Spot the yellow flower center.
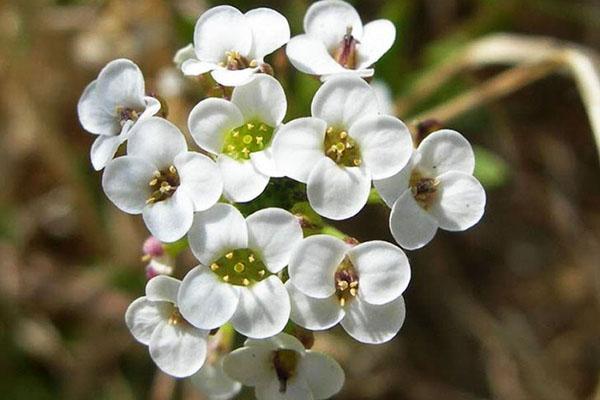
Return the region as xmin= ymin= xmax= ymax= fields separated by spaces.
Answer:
xmin=324 ymin=126 xmax=361 ymax=167
xmin=147 ymin=165 xmax=180 ymax=204
xmin=334 ymin=256 xmax=359 ymax=307
xmin=410 ymin=170 xmax=439 ymax=209
xmin=222 ymin=121 xmax=274 ymax=161
xmin=210 ymin=248 xmax=269 ymax=286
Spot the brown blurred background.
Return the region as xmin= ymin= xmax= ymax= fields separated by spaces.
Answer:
xmin=0 ymin=0 xmax=599 ymax=399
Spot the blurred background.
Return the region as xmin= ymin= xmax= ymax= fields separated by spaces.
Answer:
xmin=1 ymin=0 xmax=599 ymax=399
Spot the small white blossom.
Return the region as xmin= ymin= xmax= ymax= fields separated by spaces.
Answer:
xmin=374 ymin=129 xmax=486 ymax=250
xmin=78 ymin=59 xmax=161 ymax=170
xmin=178 ymin=204 xmax=302 ymax=338
xmin=286 ymin=0 xmax=396 ymax=79
xmin=273 ymin=75 xmax=412 ymax=220
xmin=181 ymin=5 xmax=290 ymax=86
xmin=125 ymin=276 xmax=209 ymax=378
xmin=223 ymin=333 xmax=344 ymax=400
xmin=102 ymin=117 xmax=223 ymax=242
xmin=188 ymin=74 xmax=287 ymax=202
xmin=287 ymin=235 xmax=410 ymax=344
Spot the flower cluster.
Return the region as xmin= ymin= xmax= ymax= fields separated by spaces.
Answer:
xmin=78 ymin=1 xmax=486 ymax=399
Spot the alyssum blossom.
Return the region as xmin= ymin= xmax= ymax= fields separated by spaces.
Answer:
xmin=178 ymin=204 xmax=303 ymax=338
xmin=125 ymin=275 xmax=209 ymax=378
xmin=78 ymin=59 xmax=161 ymax=170
xmin=180 ymin=5 xmax=290 ymax=86
xmin=374 ymin=129 xmax=486 ymax=250
xmin=286 ymin=0 xmax=396 ymax=79
xmin=273 ymin=75 xmax=413 ymax=220
xmin=287 ymin=235 xmax=410 ymax=344
xmin=188 ymin=74 xmax=287 ymax=202
xmin=223 ymin=333 xmax=344 ymax=400
xmin=102 ymin=117 xmax=223 ymax=242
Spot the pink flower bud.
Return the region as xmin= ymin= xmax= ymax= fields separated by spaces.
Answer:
xmin=142 ymin=236 xmax=164 ymax=257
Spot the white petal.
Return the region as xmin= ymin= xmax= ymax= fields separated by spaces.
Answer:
xmin=173 ymin=43 xmax=196 ymax=67
xmin=256 ymin=377 xmax=312 ymax=400
xmin=145 ymin=275 xmax=181 ymax=303
xmin=127 ymin=117 xmax=187 ymax=170
xmin=272 ymin=117 xmax=327 ymax=183
xmin=96 ymin=58 xmax=145 ymax=112
xmin=301 ymin=352 xmax=345 ymax=399
xmin=211 ymin=67 xmax=259 ymax=87
xmin=222 ymin=345 xmax=273 ymax=386
xmin=250 ymin=147 xmax=284 ymax=178
xmin=288 ymin=234 xmax=348 ymax=299
xmin=417 ymin=129 xmax=475 ymax=176
xmin=141 ymin=96 xmax=162 ymax=119
xmin=125 ymin=297 xmax=170 ymax=345
xmin=188 ymin=98 xmax=243 ymax=154
xmin=356 ymin=20 xmax=396 ymax=69
xmin=191 ymin=359 xmax=242 ymax=400
xmin=389 ymin=189 xmax=439 ymax=250
xmin=340 ymin=295 xmax=406 ymax=344
xmin=320 ymin=68 xmax=374 ymax=80
xmin=178 ymin=266 xmax=240 ymax=330
xmin=244 ymin=332 xmax=305 ymax=353
xmin=102 ymin=156 xmax=155 ymax=214
xmin=286 ymin=281 xmax=344 ymax=331
xmin=149 ymin=322 xmax=208 ymax=378
xmin=348 ymin=241 xmax=410 ymax=305
xmin=231 ymin=74 xmax=287 ymax=126
xmin=142 ymin=191 xmax=194 ymax=243
xmin=217 ymin=155 xmax=269 ymax=203
xmin=371 ymin=80 xmax=395 ymax=115
xmin=429 ymin=171 xmax=486 ymax=231
xmin=90 ymin=134 xmax=122 ymax=171
xmin=188 ymin=203 xmax=248 ymax=266
xmin=307 ymin=157 xmax=371 ymax=220
xmin=286 ymin=34 xmax=346 ymax=76
xmin=174 ymin=152 xmax=223 ymax=212
xmin=246 ymin=208 xmax=303 ymax=273
xmin=230 ymin=276 xmax=290 ymax=339
xmin=372 ymin=155 xmax=415 ymax=207
xmin=181 ymin=59 xmax=215 ymax=76
xmin=303 ymin=0 xmax=363 ymax=50
xmin=193 ymin=5 xmax=252 ymax=63
xmin=78 ymin=81 xmax=119 ymax=136
xmin=348 ymin=115 xmax=412 ymax=179
xmin=246 ymin=8 xmax=290 ymax=60
xmin=311 ymin=75 xmax=379 ymax=128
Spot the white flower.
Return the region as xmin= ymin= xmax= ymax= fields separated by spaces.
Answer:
xmin=78 ymin=59 xmax=161 ymax=170
xmin=181 ymin=5 xmax=290 ymax=87
xmin=374 ymin=129 xmax=486 ymax=250
xmin=286 ymin=0 xmax=396 ymax=79
xmin=191 ymin=357 xmax=241 ymax=400
xmin=222 ymin=333 xmax=344 ymax=400
xmin=273 ymin=75 xmax=412 ymax=220
xmin=102 ymin=117 xmax=222 ymax=242
xmin=125 ymin=276 xmax=209 ymax=378
xmin=286 ymin=235 xmax=410 ymax=344
xmin=178 ymin=204 xmax=302 ymax=338
xmin=371 ymin=80 xmax=395 ymax=115
xmin=188 ymin=74 xmax=287 ymax=203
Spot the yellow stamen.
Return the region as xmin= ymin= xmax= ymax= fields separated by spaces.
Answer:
xmin=225 ymin=252 xmax=233 ymax=259
xmin=223 ymin=275 xmax=230 ymax=282
xmin=210 ymin=263 xmax=220 ymax=271
xmin=242 ymin=278 xmax=250 ymax=286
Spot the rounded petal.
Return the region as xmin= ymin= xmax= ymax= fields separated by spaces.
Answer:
xmin=250 ymin=147 xmax=284 ymax=178
xmin=304 ymin=0 xmax=363 ymax=50
xmin=96 ymin=58 xmax=145 ymax=112
xmin=356 ymin=20 xmax=396 ymax=69
xmin=372 ymin=155 xmax=415 ymax=207
xmin=286 ymin=34 xmax=346 ymax=76
xmin=246 ymin=208 xmax=303 ymax=273
xmin=348 ymin=115 xmax=412 ymax=179
xmin=286 ymin=281 xmax=344 ymax=331
xmin=389 ymin=189 xmax=439 ymax=250
xmin=231 ymin=74 xmax=287 ymax=126
xmin=272 ymin=117 xmax=327 ymax=183
xmin=244 ymin=332 xmax=305 ymax=353
xmin=146 ymin=275 xmax=181 ymax=303
xmin=141 ymin=96 xmax=162 ymax=119
xmin=102 ymin=156 xmax=155 ymax=214
xmin=348 ymin=241 xmax=410 ymax=305
xmin=78 ymin=81 xmax=119 ymax=135
xmin=178 ymin=266 xmax=240 ymax=330
xmin=193 ymin=5 xmax=252 ymax=63
xmin=301 ymin=352 xmax=345 ymax=399
xmin=222 ymin=345 xmax=273 ymax=386
xmin=311 ymin=75 xmax=379 ymax=128
xmin=191 ymin=359 xmax=242 ymax=400
xmin=429 ymin=171 xmax=486 ymax=231
xmin=149 ymin=322 xmax=208 ymax=378
xmin=371 ymin=80 xmax=395 ymax=115
xmin=173 ymin=43 xmax=196 ymax=67
xmin=181 ymin=59 xmax=215 ymax=76
xmin=307 ymin=157 xmax=371 ymax=220
xmin=340 ymin=295 xmax=406 ymax=344
xmin=417 ymin=129 xmax=475 ymax=176
xmin=188 ymin=98 xmax=244 ymax=154
xmin=246 ymin=8 xmax=290 ymax=60
xmin=125 ymin=297 xmax=170 ymax=345
xmin=90 ymin=134 xmax=122 ymax=171
xmin=211 ymin=67 xmax=259 ymax=87
xmin=288 ymin=234 xmax=348 ymax=299
xmin=188 ymin=203 xmax=248 ymax=266
xmin=127 ymin=117 xmax=187 ymax=170
xmin=230 ymin=276 xmax=290 ymax=339
xmin=217 ymin=155 xmax=269 ymax=203
xmin=256 ymin=378 xmax=312 ymax=400
xmin=174 ymin=152 xmax=223 ymax=212
xmin=142 ymin=191 xmax=194 ymax=243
